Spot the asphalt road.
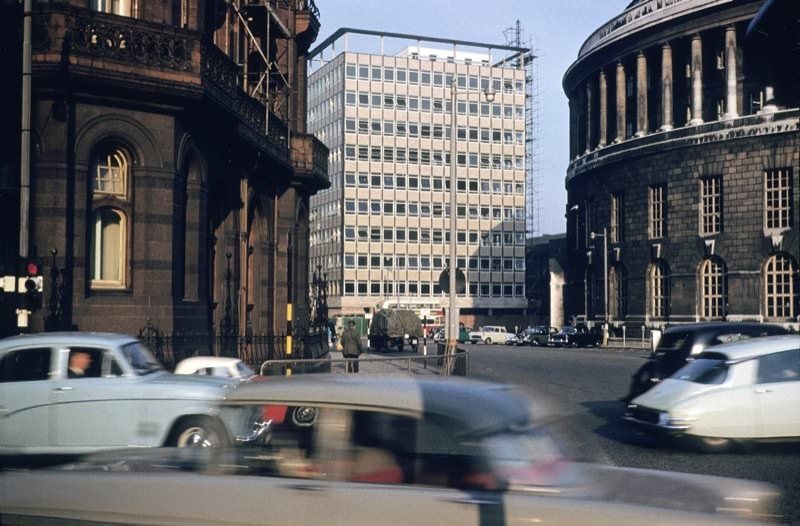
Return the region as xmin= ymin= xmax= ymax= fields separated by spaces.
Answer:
xmin=463 ymin=342 xmax=800 ymax=524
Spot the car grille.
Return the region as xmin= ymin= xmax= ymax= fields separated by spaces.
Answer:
xmin=629 ymin=406 xmax=660 ymax=424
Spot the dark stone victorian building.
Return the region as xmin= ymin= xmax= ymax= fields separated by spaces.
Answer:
xmin=0 ymin=0 xmax=329 ymax=362
xmin=563 ymin=0 xmax=798 ymax=332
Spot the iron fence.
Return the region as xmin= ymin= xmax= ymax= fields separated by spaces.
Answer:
xmin=137 ymin=328 xmax=286 ymax=371
xmin=259 ymin=351 xmax=469 ymax=377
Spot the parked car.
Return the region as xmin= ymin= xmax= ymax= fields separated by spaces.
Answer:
xmin=625 ymin=335 xmax=800 ymax=452
xmin=518 ymin=326 xmax=558 ymax=346
xmin=0 ymin=374 xmax=782 ymax=525
xmin=623 ymin=322 xmax=789 ymax=402
xmin=431 ymin=326 xmax=469 ymax=343
xmin=468 ymin=325 xmax=513 ymax=344
xmin=548 ymin=325 xmax=602 ymax=347
xmin=175 ymin=356 xmax=256 ymax=380
xmin=0 ymin=332 xmax=236 ymax=454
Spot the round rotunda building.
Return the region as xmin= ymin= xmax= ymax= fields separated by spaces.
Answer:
xmin=563 ymin=0 xmax=799 ymax=331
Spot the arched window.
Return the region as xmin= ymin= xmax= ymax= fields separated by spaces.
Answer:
xmin=90 ymin=207 xmax=126 ymax=287
xmin=608 ymin=264 xmax=627 ymax=320
xmin=90 ymin=144 xmax=131 ymax=289
xmin=700 ymin=257 xmax=727 ymax=319
xmin=93 ymin=146 xmax=128 ymax=197
xmin=649 ymin=260 xmax=669 ymax=319
xmin=764 ymin=254 xmax=797 ymax=320
xmin=90 ymin=0 xmax=132 ymax=16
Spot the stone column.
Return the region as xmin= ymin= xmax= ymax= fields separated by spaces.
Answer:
xmin=585 ymin=80 xmax=593 ymax=152
xmin=636 ymin=51 xmax=648 ymax=137
xmin=723 ymin=25 xmax=739 ymax=119
xmin=660 ymin=43 xmax=673 ymax=131
xmin=689 ymin=33 xmax=704 ymax=125
xmin=598 ymin=69 xmax=608 ymax=147
xmin=615 ymin=60 xmax=626 ymax=142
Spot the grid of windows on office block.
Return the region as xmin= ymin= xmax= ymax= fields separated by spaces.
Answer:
xmin=308 ymin=47 xmax=528 ymax=311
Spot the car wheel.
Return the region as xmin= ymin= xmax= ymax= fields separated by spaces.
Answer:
xmin=291 ymin=406 xmax=318 ymax=427
xmin=693 ymin=435 xmax=732 ymax=453
xmin=168 ymin=417 xmax=229 ymax=448
xmin=484 ymin=338 xmax=492 ymax=344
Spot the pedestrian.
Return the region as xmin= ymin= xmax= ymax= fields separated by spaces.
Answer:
xmin=340 ymin=320 xmax=364 ymax=373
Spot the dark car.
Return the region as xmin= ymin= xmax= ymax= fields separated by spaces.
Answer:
xmin=623 ymin=322 xmax=789 ymax=402
xmin=549 ymin=325 xmax=602 ymax=348
xmin=518 ymin=326 xmax=558 ymax=346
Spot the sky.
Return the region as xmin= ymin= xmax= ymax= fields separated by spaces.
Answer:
xmin=311 ymin=0 xmax=632 ymax=236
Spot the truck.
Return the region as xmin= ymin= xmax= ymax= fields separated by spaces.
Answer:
xmin=368 ymin=309 xmax=423 ymax=353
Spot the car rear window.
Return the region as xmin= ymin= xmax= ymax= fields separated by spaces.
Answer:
xmin=656 ymin=332 xmax=691 ymax=353
xmin=673 ymin=354 xmax=728 ymax=384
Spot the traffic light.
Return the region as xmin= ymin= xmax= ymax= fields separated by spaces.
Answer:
xmin=21 ymin=257 xmax=43 ymax=311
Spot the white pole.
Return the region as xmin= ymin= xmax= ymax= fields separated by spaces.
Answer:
xmin=447 ymin=79 xmax=458 ymax=361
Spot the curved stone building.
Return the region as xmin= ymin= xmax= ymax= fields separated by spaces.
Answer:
xmin=563 ymin=0 xmax=799 ymax=331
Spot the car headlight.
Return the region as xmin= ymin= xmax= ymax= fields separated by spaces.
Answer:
xmin=658 ymin=412 xmax=695 ymax=428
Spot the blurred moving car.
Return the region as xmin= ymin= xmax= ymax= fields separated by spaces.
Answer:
xmin=0 ymin=375 xmax=782 ymax=525
xmin=517 ymin=326 xmax=558 ymax=346
xmin=0 ymin=332 xmax=236 ymax=454
xmin=623 ymin=322 xmax=788 ymax=402
xmin=548 ymin=325 xmax=602 ymax=347
xmin=625 ymin=335 xmax=800 ymax=452
xmin=468 ymin=325 xmax=513 ymax=344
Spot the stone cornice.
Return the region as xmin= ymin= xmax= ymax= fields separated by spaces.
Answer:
xmin=567 ymin=110 xmax=799 ymax=182
xmin=577 ymin=0 xmax=729 ymax=60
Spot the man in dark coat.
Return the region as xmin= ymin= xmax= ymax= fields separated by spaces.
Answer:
xmin=340 ymin=320 xmax=364 ymax=373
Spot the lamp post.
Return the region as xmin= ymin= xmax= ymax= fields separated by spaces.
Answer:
xmin=447 ymin=79 xmax=495 ymax=357
xmin=590 ymin=227 xmax=608 ymax=345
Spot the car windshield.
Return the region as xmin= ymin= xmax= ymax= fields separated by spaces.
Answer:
xmin=236 ymin=361 xmax=256 ymax=378
xmin=121 ymin=341 xmax=164 ymax=375
xmin=672 ymin=355 xmax=728 ymax=384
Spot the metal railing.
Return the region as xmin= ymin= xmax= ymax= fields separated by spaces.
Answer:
xmin=259 ymin=351 xmax=469 ymax=377
xmin=137 ymin=329 xmax=286 ymax=370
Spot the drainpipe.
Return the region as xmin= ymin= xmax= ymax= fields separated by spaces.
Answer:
xmin=19 ymin=0 xmax=32 ymax=260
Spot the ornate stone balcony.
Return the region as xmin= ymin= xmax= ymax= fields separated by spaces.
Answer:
xmin=290 ymin=133 xmax=329 ymax=191
xmin=31 ymin=3 xmax=290 ymax=165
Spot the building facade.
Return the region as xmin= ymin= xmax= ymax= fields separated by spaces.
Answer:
xmin=307 ymin=29 xmax=529 ymax=329
xmin=563 ymin=0 xmax=799 ymax=331
xmin=0 ymin=0 xmax=329 ymax=360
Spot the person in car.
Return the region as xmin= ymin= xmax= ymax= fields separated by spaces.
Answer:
xmin=68 ymin=350 xmax=92 ymax=378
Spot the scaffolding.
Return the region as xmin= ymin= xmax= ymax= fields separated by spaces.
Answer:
xmin=504 ymin=20 xmax=540 ymax=239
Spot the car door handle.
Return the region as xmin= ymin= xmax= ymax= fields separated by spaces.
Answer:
xmin=441 ymin=497 xmax=497 ymax=506
xmin=754 ymin=388 xmax=773 ymax=394
xmin=284 ymin=483 xmax=326 ymax=492
xmin=53 ymin=386 xmax=74 ymax=392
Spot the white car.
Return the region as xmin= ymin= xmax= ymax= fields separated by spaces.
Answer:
xmin=625 ymin=334 xmax=800 ymax=452
xmin=0 ymin=332 xmax=236 ymax=454
xmin=175 ymin=356 xmax=256 ymax=380
xmin=468 ymin=326 xmax=513 ymax=344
